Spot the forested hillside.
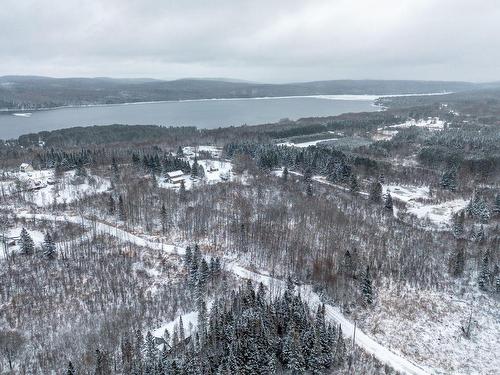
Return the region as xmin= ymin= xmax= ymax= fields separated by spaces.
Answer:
xmin=0 ymin=76 xmax=481 ymax=110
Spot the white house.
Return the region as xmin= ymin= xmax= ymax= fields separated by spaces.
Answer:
xmin=19 ymin=163 xmax=34 ymax=173
xmin=165 ymin=170 xmax=186 ymax=184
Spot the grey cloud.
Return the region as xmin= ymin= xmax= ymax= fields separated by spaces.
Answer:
xmin=1 ymin=0 xmax=499 ymax=82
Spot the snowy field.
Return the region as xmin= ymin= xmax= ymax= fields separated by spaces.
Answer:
xmin=354 ymin=282 xmax=500 ymax=375
xmin=183 ymin=145 xmax=222 ymax=158
xmin=406 ymin=199 xmax=468 ymax=229
xmin=389 ymin=117 xmax=446 ymax=130
xmin=278 ymin=137 xmax=339 ymax=148
xmin=374 ymin=117 xmax=446 ymax=141
xmin=0 ymin=227 xmax=45 ymax=258
xmin=383 ymin=184 xmax=430 ymax=203
xmin=1 ymin=169 xmax=111 ymax=207
xmin=384 ymin=184 xmax=467 ymax=229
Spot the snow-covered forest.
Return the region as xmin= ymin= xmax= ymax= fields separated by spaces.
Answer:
xmin=0 ymin=89 xmax=499 ymax=375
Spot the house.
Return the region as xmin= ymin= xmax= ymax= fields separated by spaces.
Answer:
xmin=165 ymin=170 xmax=187 ymax=184
xmin=19 ymin=163 xmax=34 ymax=173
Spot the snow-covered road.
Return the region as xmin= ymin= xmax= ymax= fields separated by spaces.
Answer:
xmin=229 ymin=263 xmax=430 ymax=375
xmin=17 ymin=210 xmax=430 ymax=375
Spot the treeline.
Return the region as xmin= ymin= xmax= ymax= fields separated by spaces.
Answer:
xmin=72 ymin=280 xmax=390 ymax=375
xmin=0 ymin=76 xmax=478 ymax=110
xmin=18 ymin=125 xmax=199 ymax=148
xmin=223 ymin=142 xmax=382 ymax=184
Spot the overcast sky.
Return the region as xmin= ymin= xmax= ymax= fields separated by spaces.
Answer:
xmin=1 ymin=0 xmax=499 ymax=82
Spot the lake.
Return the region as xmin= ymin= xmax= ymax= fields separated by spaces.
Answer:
xmin=0 ymin=95 xmax=378 ymax=139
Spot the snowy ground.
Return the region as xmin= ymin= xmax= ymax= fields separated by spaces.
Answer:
xmin=389 ymin=117 xmax=446 ymax=130
xmin=183 ymin=145 xmax=222 ymax=158
xmin=0 ymin=227 xmax=45 ymax=258
xmin=159 ymin=146 xmax=239 ymax=191
xmin=23 ymin=207 xmax=498 ymax=375
xmin=353 ymin=282 xmax=500 ymax=375
xmin=372 ymin=129 xmax=399 ymax=141
xmin=151 ymin=300 xmax=215 ymax=345
xmin=15 ymin=210 xmax=431 ymax=375
xmin=158 ymin=159 xmax=235 ymax=191
xmin=406 ymin=199 xmax=468 ymax=229
xmin=278 ymin=137 xmax=339 ymax=148
xmin=384 ymin=184 xmax=466 ymax=229
xmin=152 ymin=310 xmax=200 ymax=343
xmin=373 ymin=117 xmax=446 ymax=141
xmin=384 ymin=184 xmax=429 ymax=203
xmin=1 ymin=169 xmax=111 ymax=207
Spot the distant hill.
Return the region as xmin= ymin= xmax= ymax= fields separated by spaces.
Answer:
xmin=0 ymin=76 xmax=487 ymax=110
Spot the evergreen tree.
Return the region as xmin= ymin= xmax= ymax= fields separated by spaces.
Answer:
xmin=361 ymin=266 xmax=373 ymax=305
xmin=177 ymin=146 xmax=184 ymax=157
xmin=144 ymin=331 xmax=157 ymax=375
xmin=197 ymin=300 xmax=207 ymax=345
xmin=440 ymin=168 xmax=457 ymax=191
xmin=189 ymin=245 xmax=201 ymax=288
xmin=268 ymin=352 xmax=279 ymax=374
xmin=349 ymin=174 xmax=359 ymax=195
xmin=179 ymin=180 xmax=187 ymax=202
xmin=334 ymin=326 xmax=346 ymax=367
xmin=493 ymin=193 xmax=500 ymax=217
xmin=342 ymin=250 xmax=354 ymax=279
xmin=384 ymin=192 xmax=393 ymax=213
xmin=184 ymin=246 xmax=192 ymax=268
xmin=198 ymin=259 xmax=210 ymax=288
xmin=191 ymin=157 xmax=199 ymax=179
xmin=478 ymin=252 xmax=490 ymax=291
xmin=306 ymin=183 xmax=313 ymax=197
xmin=67 ymin=361 xmax=75 ymax=375
xmin=303 ymin=167 xmax=312 ymax=184
xmin=121 ymin=337 xmax=133 ymax=374
xmin=118 ymin=195 xmax=127 ymax=221
xmin=369 ymin=180 xmax=382 ymax=203
xmin=309 ymin=332 xmax=324 ymax=374
xmin=19 ymin=227 xmax=34 ymax=255
xmin=451 ymin=245 xmax=465 ymax=277
xmin=475 ymin=224 xmax=486 ymax=244
xmin=42 ymin=232 xmax=56 ymax=259
xmin=282 ymin=166 xmax=289 ymax=182
xmin=160 ymin=202 xmax=168 ymax=234
xmin=95 ymin=349 xmax=110 ymax=375
xmin=107 ymin=195 xmax=115 ymax=215
xmin=134 ymin=329 xmax=144 ymax=374
xmin=75 ymin=163 xmax=87 ymax=178
xmin=467 ymin=193 xmax=490 ymax=223
xmin=378 ymin=173 xmax=385 ymax=184
xmin=283 ymin=329 xmax=305 ymax=373
xmin=452 ymin=211 xmax=465 ymax=238
xmin=111 ymin=156 xmax=120 ymax=181
xmin=178 ymin=316 xmax=185 ymax=342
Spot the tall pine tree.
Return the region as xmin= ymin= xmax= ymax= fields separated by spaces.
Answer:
xmin=369 ymin=181 xmax=382 ymax=203
xmin=361 ymin=266 xmax=374 ymax=305
xmin=42 ymin=232 xmax=56 ymax=259
xmin=19 ymin=227 xmax=34 ymax=255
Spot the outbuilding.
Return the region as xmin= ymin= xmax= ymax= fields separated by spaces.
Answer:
xmin=19 ymin=163 xmax=34 ymax=173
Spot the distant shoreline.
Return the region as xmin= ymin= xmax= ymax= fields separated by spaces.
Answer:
xmin=0 ymin=92 xmax=451 ymax=114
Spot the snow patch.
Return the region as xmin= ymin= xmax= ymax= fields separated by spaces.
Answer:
xmin=278 ymin=137 xmax=339 ymax=148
